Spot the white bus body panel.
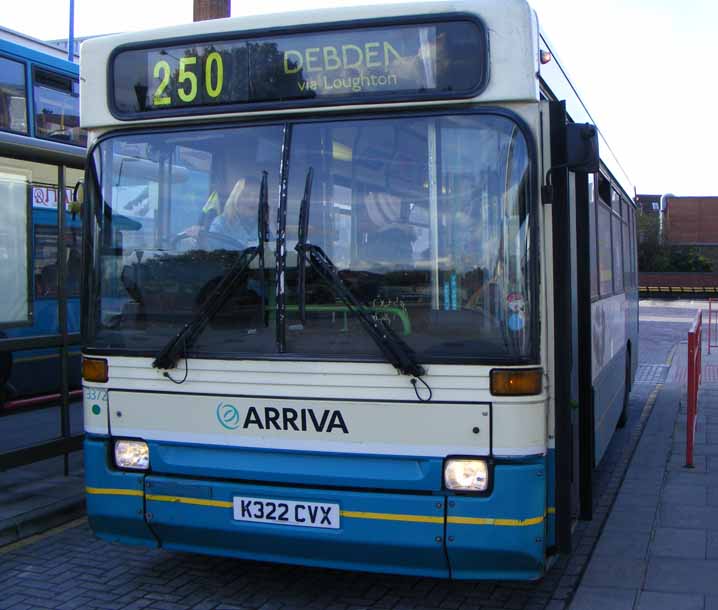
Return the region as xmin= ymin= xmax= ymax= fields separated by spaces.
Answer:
xmin=591 ymin=294 xmax=627 ymax=382
xmin=90 ymin=357 xmax=547 ymax=458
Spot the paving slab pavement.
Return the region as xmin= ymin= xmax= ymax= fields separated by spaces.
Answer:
xmin=0 ymin=453 xmax=84 ymax=546
xmin=570 ymin=331 xmax=718 ymax=610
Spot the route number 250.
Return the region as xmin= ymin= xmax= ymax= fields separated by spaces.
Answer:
xmin=152 ymin=52 xmax=224 ymax=106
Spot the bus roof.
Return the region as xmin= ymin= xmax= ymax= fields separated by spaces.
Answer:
xmin=0 ymin=31 xmax=79 ymax=76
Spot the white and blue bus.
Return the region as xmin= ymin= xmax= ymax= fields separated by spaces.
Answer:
xmin=80 ymin=0 xmax=638 ymax=580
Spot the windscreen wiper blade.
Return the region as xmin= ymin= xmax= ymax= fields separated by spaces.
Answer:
xmin=295 ymin=243 xmax=425 ymax=378
xmin=293 ymin=167 xmax=425 ymax=380
xmin=152 ymin=246 xmax=259 ymax=371
xmin=154 ymin=171 xmax=270 ymax=370
xmin=296 ymin=167 xmax=313 ymax=323
xmin=258 ymin=170 xmax=269 ymax=327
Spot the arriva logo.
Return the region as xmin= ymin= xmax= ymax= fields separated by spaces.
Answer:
xmin=216 ymin=402 xmax=242 ymax=430
xmin=214 ymin=401 xmax=349 ymax=434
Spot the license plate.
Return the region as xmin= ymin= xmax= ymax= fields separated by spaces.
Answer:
xmin=232 ymin=496 xmax=340 ymax=529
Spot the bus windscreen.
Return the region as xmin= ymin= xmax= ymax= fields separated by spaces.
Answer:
xmin=111 ymin=19 xmax=486 ymax=116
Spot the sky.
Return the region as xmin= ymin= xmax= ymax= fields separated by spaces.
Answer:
xmin=3 ymin=0 xmax=716 ymax=197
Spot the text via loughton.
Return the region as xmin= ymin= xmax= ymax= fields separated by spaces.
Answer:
xmin=283 ymin=41 xmax=405 ymax=94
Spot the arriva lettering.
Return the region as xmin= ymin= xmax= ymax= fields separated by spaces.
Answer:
xmin=283 ymin=41 xmax=403 ymax=74
xmin=240 ymin=406 xmax=348 ymax=434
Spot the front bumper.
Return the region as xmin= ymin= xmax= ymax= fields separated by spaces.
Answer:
xmin=85 ymin=438 xmax=546 ymax=580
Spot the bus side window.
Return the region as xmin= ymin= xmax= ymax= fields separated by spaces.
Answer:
xmin=622 ymin=199 xmax=631 ymax=289
xmin=0 ymin=56 xmax=28 ymax=134
xmin=588 ymin=174 xmax=598 ymax=299
xmin=596 ymin=202 xmax=613 ymax=297
xmin=32 ymin=69 xmax=85 ymax=146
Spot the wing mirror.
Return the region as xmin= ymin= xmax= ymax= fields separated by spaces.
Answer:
xmin=566 ymin=123 xmax=599 ymax=173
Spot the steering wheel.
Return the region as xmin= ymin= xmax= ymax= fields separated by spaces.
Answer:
xmin=171 ymin=229 xmax=246 ymax=251
xmin=46 ymin=128 xmax=74 ymax=141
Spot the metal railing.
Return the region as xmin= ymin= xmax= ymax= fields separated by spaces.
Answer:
xmin=686 ymin=310 xmax=703 ymax=468
xmin=708 ymin=298 xmax=718 ymax=354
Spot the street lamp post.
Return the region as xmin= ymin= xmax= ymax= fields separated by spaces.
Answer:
xmin=68 ymin=0 xmax=75 ymax=61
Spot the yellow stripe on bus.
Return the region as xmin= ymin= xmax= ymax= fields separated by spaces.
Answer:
xmin=85 ymin=486 xmax=143 ymax=497
xmin=145 ymin=493 xmax=233 ymax=508
xmin=86 ymin=487 xmax=552 ymax=527
xmin=340 ymin=510 xmax=443 ymax=524
xmin=447 ymin=515 xmax=544 ymax=527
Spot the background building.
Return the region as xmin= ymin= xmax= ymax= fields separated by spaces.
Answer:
xmin=664 ymin=196 xmax=718 ymax=246
xmin=636 ymin=193 xmax=718 ymax=294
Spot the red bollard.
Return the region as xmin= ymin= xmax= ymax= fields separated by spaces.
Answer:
xmin=686 ymin=310 xmax=702 ymax=468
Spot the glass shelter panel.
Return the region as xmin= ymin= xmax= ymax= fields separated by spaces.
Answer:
xmin=0 ymin=158 xmax=31 ymax=325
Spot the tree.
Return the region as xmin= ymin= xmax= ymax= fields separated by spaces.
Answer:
xmin=637 ymin=212 xmax=712 ymax=272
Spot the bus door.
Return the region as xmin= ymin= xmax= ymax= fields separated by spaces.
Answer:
xmin=546 ymin=100 xmax=595 ymax=551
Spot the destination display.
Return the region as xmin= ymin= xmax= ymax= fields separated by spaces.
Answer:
xmin=111 ymin=20 xmax=486 ymax=115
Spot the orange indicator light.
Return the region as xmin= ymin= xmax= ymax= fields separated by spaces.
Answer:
xmin=490 ymin=368 xmax=543 ymax=396
xmin=82 ymin=357 xmax=108 ymax=383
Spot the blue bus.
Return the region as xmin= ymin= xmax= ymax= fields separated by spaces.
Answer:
xmin=0 ymin=27 xmax=85 ymax=410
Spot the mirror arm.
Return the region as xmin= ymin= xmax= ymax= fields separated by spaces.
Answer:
xmin=69 ymin=180 xmax=85 ymax=220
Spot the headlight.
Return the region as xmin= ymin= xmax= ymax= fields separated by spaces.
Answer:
xmin=444 ymin=458 xmax=489 ymax=492
xmin=114 ymin=440 xmax=149 ymax=470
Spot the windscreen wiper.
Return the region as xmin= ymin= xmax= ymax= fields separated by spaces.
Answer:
xmin=296 ymin=167 xmax=313 ymax=323
xmin=294 ymin=168 xmax=429 ymax=390
xmin=153 ymin=173 xmax=269 ymax=371
xmin=152 ymin=245 xmax=259 ymax=371
xmin=296 ymin=243 xmax=427 ymax=381
xmin=258 ymin=170 xmax=269 ymax=327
